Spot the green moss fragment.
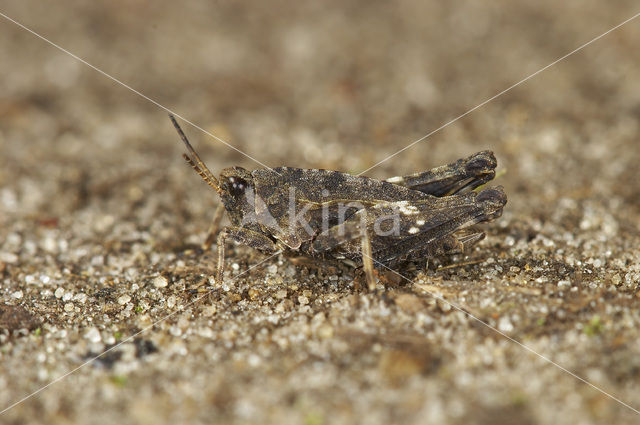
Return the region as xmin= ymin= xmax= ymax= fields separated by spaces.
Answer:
xmin=583 ymin=315 xmax=603 ymax=336
xmin=110 ymin=375 xmax=127 ymax=387
xmin=304 ymin=411 xmax=324 ymax=425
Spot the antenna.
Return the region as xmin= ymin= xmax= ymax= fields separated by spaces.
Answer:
xmin=169 ymin=114 xmax=221 ymax=194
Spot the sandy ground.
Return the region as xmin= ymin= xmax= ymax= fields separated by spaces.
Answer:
xmin=2 ymin=1 xmax=640 ymax=424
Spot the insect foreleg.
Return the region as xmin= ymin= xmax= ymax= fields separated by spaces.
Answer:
xmin=215 ymin=227 xmax=278 ymax=285
xmin=202 ymin=204 xmax=225 ymax=251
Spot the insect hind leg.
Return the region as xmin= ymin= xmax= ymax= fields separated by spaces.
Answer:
xmin=311 ymin=211 xmax=378 ymax=291
xmin=385 ymin=151 xmax=497 ymax=196
xmin=441 ymin=230 xmax=486 ymax=256
xmin=359 ymin=220 xmax=377 ymax=291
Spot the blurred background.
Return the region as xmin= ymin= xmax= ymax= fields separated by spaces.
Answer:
xmin=1 ymin=1 xmax=640 ymax=424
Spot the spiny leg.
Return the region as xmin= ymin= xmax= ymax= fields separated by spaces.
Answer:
xmin=215 ymin=226 xmax=279 ymax=286
xmin=311 ymin=210 xmax=378 ymax=291
xmin=398 ymin=231 xmax=487 ymax=271
xmin=203 ymin=204 xmax=225 ymax=251
xmin=216 ymin=231 xmax=226 ymax=286
xmin=452 ymin=230 xmax=485 ymax=253
xmin=360 ymin=222 xmax=377 ymax=291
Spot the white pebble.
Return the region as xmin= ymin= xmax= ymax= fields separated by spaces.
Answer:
xmin=498 ymin=316 xmax=514 ymax=333
xmin=84 ymin=327 xmax=102 ymax=343
xmin=6 ymin=233 xmax=21 ymax=247
xmin=54 ymin=287 xmax=65 ymax=298
xmin=41 ymin=237 xmax=58 ymax=253
xmin=202 ymin=305 xmax=217 ymax=317
xmin=152 ymin=276 xmax=168 ymax=288
xmin=11 ymin=290 xmax=23 ymax=299
xmin=117 ymin=295 xmax=131 ymax=305
xmin=198 ymin=327 xmax=214 ymax=338
xmin=0 ymin=252 xmax=18 ymax=263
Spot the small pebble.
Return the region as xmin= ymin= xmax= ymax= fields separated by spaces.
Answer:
xmin=318 ymin=325 xmax=334 ymax=339
xmin=248 ymin=288 xmax=260 ymax=300
xmin=152 ymin=276 xmax=168 ymax=288
xmin=117 ymin=295 xmax=131 ymax=305
xmin=64 ymin=303 xmax=74 ymax=312
xmin=167 ymin=295 xmax=176 ymax=308
xmin=436 ymin=299 xmax=452 ymax=313
xmin=201 ymin=305 xmax=217 ymax=317
xmin=11 ymin=290 xmax=24 ymax=299
xmin=84 ymin=327 xmax=102 ymax=343
xmin=0 ymin=252 xmax=18 ymax=263
xmin=498 ymin=316 xmax=514 ymax=333
xmin=198 ymin=327 xmax=214 ymax=338
xmin=54 ymin=287 xmax=65 ymax=298
xmin=41 ymin=237 xmax=58 ymax=253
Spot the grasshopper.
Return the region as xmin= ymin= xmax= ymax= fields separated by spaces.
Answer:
xmin=170 ymin=115 xmax=506 ymax=290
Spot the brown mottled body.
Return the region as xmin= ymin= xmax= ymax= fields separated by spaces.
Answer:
xmin=170 ymin=115 xmax=506 ymax=290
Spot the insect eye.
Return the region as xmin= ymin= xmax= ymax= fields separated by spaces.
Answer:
xmin=227 ymin=176 xmax=248 ymax=196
